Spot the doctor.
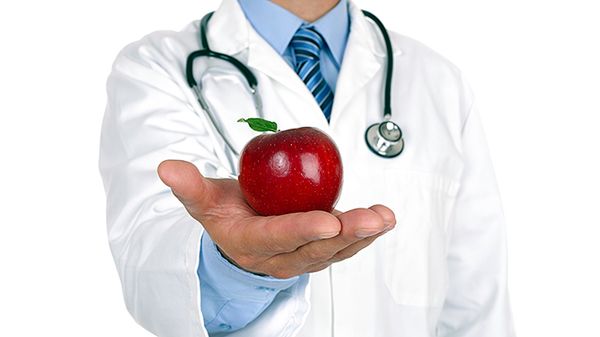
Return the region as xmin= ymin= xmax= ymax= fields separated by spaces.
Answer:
xmin=100 ymin=0 xmax=515 ymax=336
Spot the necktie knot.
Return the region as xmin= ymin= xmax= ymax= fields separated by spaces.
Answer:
xmin=291 ymin=26 xmax=325 ymax=62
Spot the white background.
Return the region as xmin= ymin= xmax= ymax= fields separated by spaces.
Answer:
xmin=0 ymin=0 xmax=598 ymax=336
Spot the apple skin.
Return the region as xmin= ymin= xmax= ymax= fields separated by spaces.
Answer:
xmin=238 ymin=127 xmax=343 ymax=216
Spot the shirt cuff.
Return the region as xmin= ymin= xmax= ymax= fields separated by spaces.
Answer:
xmin=199 ymin=231 xmax=300 ymax=301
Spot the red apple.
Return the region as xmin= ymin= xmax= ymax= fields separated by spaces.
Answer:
xmin=238 ymin=118 xmax=343 ymax=216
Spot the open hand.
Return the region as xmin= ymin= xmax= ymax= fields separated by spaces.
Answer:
xmin=158 ymin=160 xmax=396 ymax=278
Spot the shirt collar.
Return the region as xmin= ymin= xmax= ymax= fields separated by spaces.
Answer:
xmin=238 ymin=0 xmax=349 ymax=64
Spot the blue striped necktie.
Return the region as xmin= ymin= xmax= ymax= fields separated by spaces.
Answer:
xmin=290 ymin=26 xmax=334 ymax=121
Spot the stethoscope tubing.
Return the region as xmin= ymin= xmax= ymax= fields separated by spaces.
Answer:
xmin=361 ymin=10 xmax=394 ymax=119
xmin=186 ymin=9 xmax=405 ymax=159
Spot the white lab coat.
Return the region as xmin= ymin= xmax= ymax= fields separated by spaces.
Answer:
xmin=99 ymin=0 xmax=515 ymax=336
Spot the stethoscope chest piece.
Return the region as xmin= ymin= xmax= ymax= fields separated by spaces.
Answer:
xmin=365 ymin=120 xmax=404 ymax=158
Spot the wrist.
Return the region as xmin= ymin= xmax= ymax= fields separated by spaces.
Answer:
xmin=215 ymin=244 xmax=268 ymax=277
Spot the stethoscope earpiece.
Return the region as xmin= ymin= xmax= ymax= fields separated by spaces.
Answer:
xmin=365 ymin=121 xmax=404 ymax=158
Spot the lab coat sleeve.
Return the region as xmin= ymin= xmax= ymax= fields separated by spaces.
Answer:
xmin=437 ymin=96 xmax=516 ymax=336
xmin=99 ymin=37 xmax=309 ymax=337
xmin=99 ymin=41 xmax=219 ymax=337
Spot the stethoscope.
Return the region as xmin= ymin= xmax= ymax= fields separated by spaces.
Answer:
xmin=186 ymin=10 xmax=404 ymax=158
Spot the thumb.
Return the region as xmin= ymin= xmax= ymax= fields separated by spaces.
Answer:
xmin=157 ymin=160 xmax=214 ymax=214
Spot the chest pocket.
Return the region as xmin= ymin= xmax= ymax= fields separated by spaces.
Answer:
xmin=381 ymin=169 xmax=460 ymax=307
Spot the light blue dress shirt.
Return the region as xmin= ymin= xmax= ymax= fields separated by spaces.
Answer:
xmin=198 ymin=0 xmax=350 ymax=334
xmin=239 ymin=0 xmax=349 ymax=92
xmin=199 ymin=233 xmax=301 ymax=333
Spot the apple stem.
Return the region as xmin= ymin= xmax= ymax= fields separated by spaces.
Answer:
xmin=237 ymin=118 xmax=279 ymax=133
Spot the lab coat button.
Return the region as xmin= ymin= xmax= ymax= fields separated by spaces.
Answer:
xmin=219 ymin=323 xmax=232 ymax=330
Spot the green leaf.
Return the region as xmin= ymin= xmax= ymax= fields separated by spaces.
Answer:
xmin=237 ymin=118 xmax=279 ymax=133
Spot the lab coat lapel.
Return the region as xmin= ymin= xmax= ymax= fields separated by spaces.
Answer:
xmin=245 ymin=19 xmax=340 ymax=130
xmin=208 ymin=0 xmax=303 ymax=95
xmin=330 ymin=2 xmax=388 ymax=126
xmin=246 ymin=31 xmax=330 ymax=130
xmin=208 ymin=0 xmax=330 ymax=130
xmin=204 ymin=0 xmax=248 ymax=55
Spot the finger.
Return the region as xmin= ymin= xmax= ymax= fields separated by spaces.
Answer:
xmin=368 ymin=204 xmax=396 ymax=228
xmin=305 ymin=230 xmax=391 ymax=273
xmin=337 ymin=207 xmax=387 ymax=241
xmin=241 ymin=211 xmax=341 ymax=255
xmin=305 ymin=262 xmax=331 ymax=274
xmin=157 ymin=160 xmax=216 ymax=214
xmin=328 ymin=230 xmax=386 ymax=263
xmin=261 ymin=208 xmax=386 ymax=271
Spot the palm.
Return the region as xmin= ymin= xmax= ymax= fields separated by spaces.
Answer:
xmin=158 ymin=159 xmax=395 ymax=278
xmin=196 ymin=178 xmax=258 ymax=222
